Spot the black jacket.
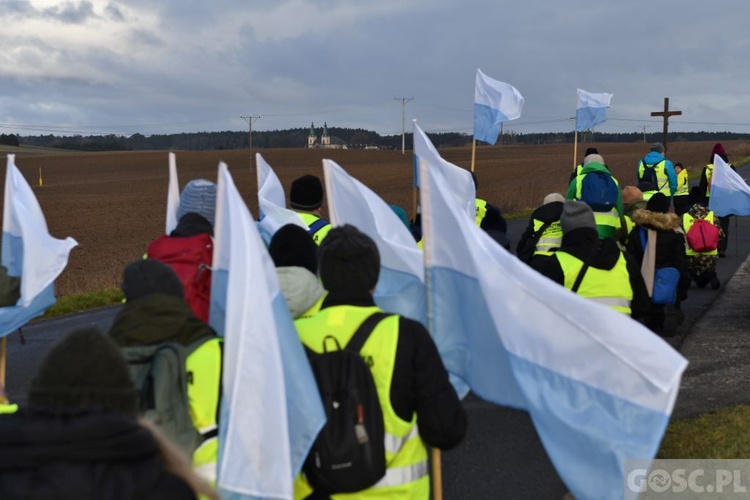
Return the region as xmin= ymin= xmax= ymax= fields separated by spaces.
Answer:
xmin=170 ymin=212 xmax=213 ymax=238
xmin=319 ymin=292 xmax=468 ymax=450
xmin=530 ymin=227 xmax=651 ymax=322
xmin=0 ymin=409 xmax=195 ymax=500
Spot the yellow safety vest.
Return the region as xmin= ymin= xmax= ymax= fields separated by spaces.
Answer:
xmin=475 ymin=199 xmax=488 ymax=227
xmin=682 ymin=212 xmax=718 ymax=256
xmin=555 ymin=251 xmax=633 ymax=315
xmin=639 ymin=159 xmax=671 ymax=196
xmin=532 ymin=218 xmax=563 ymax=255
xmin=0 ymin=403 xmax=18 ymax=414
xmin=294 ymin=306 xmax=430 ymax=499
xmin=186 ymin=337 xmax=223 ymax=483
xmin=704 ymin=164 xmax=714 ymax=198
xmin=298 ymin=212 xmax=332 ymax=245
xmin=573 ymin=175 xmax=621 ymax=239
xmin=675 ymin=169 xmax=689 ymax=197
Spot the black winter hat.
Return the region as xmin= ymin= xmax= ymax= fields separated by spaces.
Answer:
xmin=269 ymin=224 xmax=318 ymax=274
xmin=121 ymin=259 xmax=185 ymax=302
xmin=29 ymin=327 xmax=138 ymax=418
xmin=318 ymin=224 xmax=380 ymax=293
xmin=646 ymin=192 xmax=670 ymax=214
xmin=290 ymin=175 xmax=324 ymax=210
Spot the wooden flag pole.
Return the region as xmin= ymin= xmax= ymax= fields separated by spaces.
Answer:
xmin=412 ymin=186 xmax=418 ymax=227
xmin=471 ymin=139 xmax=477 ymax=172
xmin=431 ymin=448 xmax=443 ymax=500
xmin=573 ymin=130 xmax=579 ymax=173
xmin=0 ymin=336 xmax=6 ymax=391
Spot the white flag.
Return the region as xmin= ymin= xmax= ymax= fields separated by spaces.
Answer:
xmin=257 ymin=153 xmax=307 ymax=242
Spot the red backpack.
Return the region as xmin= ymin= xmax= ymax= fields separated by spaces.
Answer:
xmin=147 ymin=233 xmax=213 ymax=323
xmin=686 ymin=219 xmax=720 ymax=253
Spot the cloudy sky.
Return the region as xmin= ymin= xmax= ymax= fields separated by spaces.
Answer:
xmin=2 ymin=0 xmax=750 ymax=138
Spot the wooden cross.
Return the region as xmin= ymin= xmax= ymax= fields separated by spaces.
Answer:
xmin=650 ymin=97 xmax=682 ymax=152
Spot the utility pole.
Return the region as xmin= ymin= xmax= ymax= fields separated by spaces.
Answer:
xmin=241 ymin=114 xmax=261 ymax=171
xmin=394 ymin=97 xmax=414 ymax=154
xmin=641 ymin=125 xmax=648 ymax=143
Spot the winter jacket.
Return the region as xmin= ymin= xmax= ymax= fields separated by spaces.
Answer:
xmin=530 ymin=227 xmax=651 ymax=322
xmin=566 ymin=161 xmax=624 ymax=240
xmin=516 ymin=201 xmax=564 ymax=263
xmin=276 ymin=266 xmax=326 ymax=319
xmin=0 ymin=408 xmax=196 ymax=500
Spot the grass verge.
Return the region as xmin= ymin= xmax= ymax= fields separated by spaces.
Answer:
xmin=41 ymin=288 xmax=123 ymax=320
xmin=659 ymin=406 xmax=750 ymax=458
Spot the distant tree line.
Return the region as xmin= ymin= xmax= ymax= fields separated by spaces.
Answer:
xmin=15 ymin=129 xmax=750 ymax=152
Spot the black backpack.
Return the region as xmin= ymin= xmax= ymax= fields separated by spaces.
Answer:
xmin=303 ymin=312 xmax=391 ymax=494
xmin=639 ymin=159 xmax=661 ymax=189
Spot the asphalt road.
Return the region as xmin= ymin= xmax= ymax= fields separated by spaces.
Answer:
xmin=5 ymin=171 xmax=750 ymax=499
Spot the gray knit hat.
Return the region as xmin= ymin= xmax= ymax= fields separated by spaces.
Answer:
xmin=177 ymin=179 xmax=217 ymax=226
xmin=29 ymin=327 xmax=138 ymax=418
xmin=543 ymin=193 xmax=565 ymax=205
xmin=318 ymin=224 xmax=380 ymax=293
xmin=121 ymin=258 xmax=185 ymax=302
xmin=560 ymin=201 xmax=596 ymax=234
xmin=583 ymin=154 xmax=605 ymax=166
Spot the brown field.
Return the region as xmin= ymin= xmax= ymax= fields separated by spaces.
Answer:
xmin=3 ymin=140 xmax=749 ymax=296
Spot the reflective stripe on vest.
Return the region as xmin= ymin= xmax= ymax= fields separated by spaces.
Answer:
xmin=683 ymin=212 xmax=718 ymax=256
xmin=475 ymin=198 xmax=488 ymax=227
xmin=555 ymin=251 xmax=633 ymax=315
xmin=295 ymin=306 xmax=429 ymax=496
xmin=533 ymin=218 xmax=562 ymax=253
xmin=298 ymin=212 xmax=331 ymax=245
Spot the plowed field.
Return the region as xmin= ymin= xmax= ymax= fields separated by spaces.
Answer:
xmin=3 ymin=140 xmax=748 ymax=296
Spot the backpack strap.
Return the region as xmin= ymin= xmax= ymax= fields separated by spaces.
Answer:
xmin=345 ymin=312 xmax=392 ymax=353
xmin=307 ymin=218 xmax=329 ymax=235
xmin=571 ymin=244 xmax=599 ymax=294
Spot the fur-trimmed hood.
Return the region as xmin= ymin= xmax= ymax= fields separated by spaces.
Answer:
xmin=631 ymin=209 xmax=681 ymax=231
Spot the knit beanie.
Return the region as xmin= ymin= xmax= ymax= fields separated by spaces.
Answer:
xmin=29 ymin=327 xmax=138 ymax=418
xmin=290 ymin=175 xmax=324 ymax=210
xmin=560 ymin=201 xmax=596 ymax=234
xmin=269 ymin=224 xmax=318 ymax=274
xmin=543 ymin=193 xmax=565 ymax=205
xmin=121 ymin=258 xmax=185 ymax=302
xmin=650 ymin=142 xmax=665 ymax=154
xmin=622 ymin=186 xmax=643 ymax=205
xmin=318 ymin=224 xmax=380 ymax=293
xmin=583 ymin=153 xmax=605 ymax=166
xmin=584 ymin=147 xmax=599 ymax=156
xmin=711 ymin=143 xmax=728 ymax=162
xmin=646 ymin=192 xmax=670 ymax=214
xmin=177 ymin=179 xmax=217 ymax=226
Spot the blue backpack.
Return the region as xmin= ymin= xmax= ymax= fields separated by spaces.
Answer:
xmin=639 ymin=229 xmax=680 ymax=305
xmin=580 ymin=172 xmax=619 ymax=212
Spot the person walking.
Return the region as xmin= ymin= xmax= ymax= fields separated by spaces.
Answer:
xmin=672 ymin=162 xmax=690 ymax=216
xmin=566 ymin=153 xmax=624 ymax=241
xmin=621 ymin=186 xmax=647 ymax=243
xmin=683 ymin=187 xmax=723 ymax=289
xmin=516 ymin=192 xmax=564 ymax=264
xmin=0 ymin=327 xmax=214 ymax=499
xmin=700 ymin=143 xmax=734 ymax=257
xmin=290 ymin=174 xmax=332 ymax=245
xmin=625 ymin=193 xmax=689 ymax=336
xmin=293 ymin=225 xmax=467 ymax=499
xmin=531 ymin=201 xmax=650 ymax=322
xmin=637 ymin=142 xmax=677 ymax=199
xmin=110 ymin=259 xmax=222 ymax=483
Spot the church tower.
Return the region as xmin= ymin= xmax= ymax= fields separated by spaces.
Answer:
xmin=321 ymin=122 xmax=331 ymax=147
xmin=307 ymin=122 xmax=317 ymax=148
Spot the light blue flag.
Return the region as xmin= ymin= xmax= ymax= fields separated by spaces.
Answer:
xmin=211 ymin=163 xmax=325 ymax=499
xmin=322 ymin=158 xmax=426 ymax=324
xmin=256 ymin=153 xmax=307 ymax=244
xmin=165 ymin=152 xmax=180 ymax=234
xmin=473 ymin=68 xmax=524 ymax=145
xmin=576 ymin=88 xmax=613 ymax=132
xmin=413 ymin=121 xmax=475 ymax=220
xmin=419 ymin=148 xmax=688 ymax=500
xmin=709 ymin=154 xmax=750 ymax=216
xmin=0 ymin=155 xmax=77 ymax=338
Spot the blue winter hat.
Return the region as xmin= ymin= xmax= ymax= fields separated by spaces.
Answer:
xmin=177 ymin=179 xmax=217 ymax=226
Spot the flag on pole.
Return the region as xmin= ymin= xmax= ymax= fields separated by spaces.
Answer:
xmin=708 ymin=154 xmax=750 ymax=216
xmin=419 ymin=148 xmax=687 ymax=500
xmin=212 ymin=163 xmax=325 ymax=499
xmin=256 ymin=153 xmax=307 ymax=243
xmin=413 ymin=121 xmax=475 ymax=219
xmin=322 ymin=158 xmax=426 ymax=324
xmin=0 ymin=155 xmax=78 ymax=337
xmin=473 ymin=68 xmax=525 ymax=145
xmin=166 ymin=152 xmax=180 ymax=234
xmin=576 ymin=88 xmax=613 ymax=132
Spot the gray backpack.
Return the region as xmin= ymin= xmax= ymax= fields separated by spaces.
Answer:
xmin=121 ymin=338 xmax=208 ymax=454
